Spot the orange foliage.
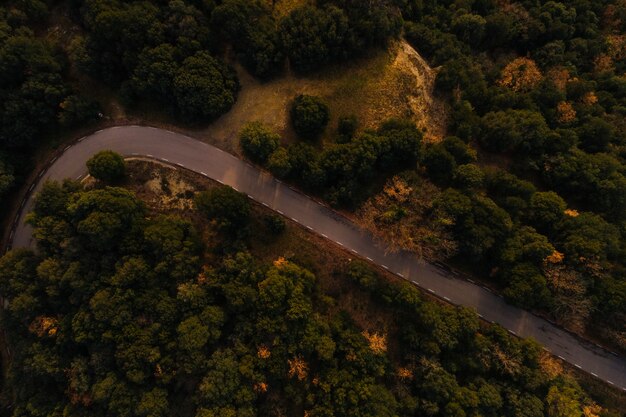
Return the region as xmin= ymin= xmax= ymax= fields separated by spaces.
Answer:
xmin=362 ymin=330 xmax=387 ymax=354
xmin=547 ymin=68 xmax=571 ymax=92
xmin=583 ymin=403 xmax=602 ymax=417
xmin=498 ymin=57 xmax=543 ymax=92
xmin=29 ymin=316 xmax=58 ymax=337
xmin=288 ymin=356 xmax=308 ymax=381
xmin=273 ymin=257 xmax=288 ymax=269
xmin=564 ymin=209 xmax=579 ymax=217
xmin=397 ymin=367 xmax=414 ymax=380
xmin=594 ymin=54 xmax=614 ymax=73
xmin=606 ymin=34 xmax=626 ymax=61
xmin=556 ymin=101 xmax=577 ymax=124
xmin=257 ymin=346 xmax=271 ymax=359
xmin=581 ymin=92 xmax=598 ymax=106
xmin=545 ymin=251 xmax=565 ymax=264
xmin=253 ymin=382 xmax=268 ymax=393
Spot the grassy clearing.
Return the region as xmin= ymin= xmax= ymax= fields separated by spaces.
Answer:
xmin=200 ymin=39 xmax=448 ymax=154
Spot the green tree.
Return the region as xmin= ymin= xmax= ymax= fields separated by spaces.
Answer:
xmin=526 ymin=191 xmax=566 ymax=236
xmin=290 ymin=95 xmax=330 ymax=140
xmin=194 ymin=186 xmax=250 ymax=232
xmin=173 ymin=51 xmax=238 ymax=122
xmin=239 ymin=122 xmax=279 ymax=163
xmin=267 ymin=147 xmax=292 ymax=178
xmin=86 ymin=150 xmax=126 ymax=183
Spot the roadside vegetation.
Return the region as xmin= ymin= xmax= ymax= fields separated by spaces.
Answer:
xmin=0 ymin=159 xmax=621 ymax=416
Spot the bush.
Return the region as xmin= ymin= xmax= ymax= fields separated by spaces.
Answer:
xmin=337 ymin=115 xmax=358 ymax=142
xmin=194 ymin=186 xmax=250 ymax=231
xmin=239 ymin=122 xmax=280 ymax=163
xmin=86 ymin=150 xmax=126 ymax=182
xmin=290 ymin=95 xmax=330 ymax=140
xmin=263 ymin=214 xmax=285 ymax=235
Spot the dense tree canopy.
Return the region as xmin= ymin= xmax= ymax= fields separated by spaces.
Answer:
xmin=0 ymin=175 xmax=610 ymax=416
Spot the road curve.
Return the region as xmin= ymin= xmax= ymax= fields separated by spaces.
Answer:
xmin=8 ymin=125 xmax=626 ymax=391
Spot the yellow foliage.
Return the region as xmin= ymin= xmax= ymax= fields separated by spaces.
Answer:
xmin=257 ymin=346 xmax=271 ymax=359
xmin=498 ymin=57 xmax=543 ymax=92
xmin=288 ymin=356 xmax=308 ymax=381
xmin=383 ymin=177 xmax=413 ymax=202
xmin=564 ymin=209 xmax=579 ymax=217
xmin=362 ymin=330 xmax=387 ymax=354
xmin=556 ymin=101 xmax=577 ymax=124
xmin=539 ymin=352 xmax=563 ymax=378
xmin=154 ymin=364 xmax=163 ymax=378
xmin=29 ymin=316 xmax=59 ymax=337
xmin=545 ymin=251 xmax=565 ymax=264
xmin=397 ymin=367 xmax=414 ymax=380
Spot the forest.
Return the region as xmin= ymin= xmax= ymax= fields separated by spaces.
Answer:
xmin=0 ymin=159 xmax=618 ymax=416
xmin=1 ymin=0 xmax=626 ymax=415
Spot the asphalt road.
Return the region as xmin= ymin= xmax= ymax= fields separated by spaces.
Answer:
xmin=8 ymin=126 xmax=626 ymax=391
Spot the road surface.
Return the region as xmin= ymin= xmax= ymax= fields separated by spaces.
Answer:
xmin=8 ymin=126 xmax=626 ymax=391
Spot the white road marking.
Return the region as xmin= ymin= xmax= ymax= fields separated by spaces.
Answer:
xmin=277 ymin=210 xmax=284 ymax=215
xmin=336 ymin=241 xmax=344 ymax=246
xmin=163 ymin=158 xmax=169 ymax=162
xmin=200 ymin=172 xmax=208 ymax=176
xmin=591 ymin=372 xmax=598 ymax=377
xmin=411 ymin=280 xmax=419 ymax=285
xmin=443 ymin=296 xmax=451 ymax=302
xmin=215 ymin=179 xmax=223 ymax=184
xmin=51 ymin=156 xmax=58 ymax=163
xmin=397 ymin=273 xmax=404 ymax=278
xmin=307 ymin=226 xmax=313 ymax=230
xmin=64 ymin=145 xmax=71 ymax=151
xmin=558 ymin=356 xmax=565 ymax=360
xmin=467 ymin=279 xmax=475 ymax=284
xmin=574 ymin=364 xmax=582 ymax=369
xmin=147 ymin=154 xmax=154 ymax=158
xmin=321 ymin=233 xmax=328 ymax=238
xmin=262 ymin=202 xmax=269 ymax=207
xmin=382 ymin=265 xmax=389 ymax=270
xmin=508 ymin=330 xmax=516 ymax=336
xmin=427 ymin=288 xmax=435 ymax=293
xmin=291 ymin=217 xmax=298 ymax=222
xmin=176 ymin=163 xmax=184 ymax=168
xmin=608 ymin=381 xmax=614 ymax=385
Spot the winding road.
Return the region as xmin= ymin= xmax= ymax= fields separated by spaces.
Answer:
xmin=7 ymin=125 xmax=626 ymax=391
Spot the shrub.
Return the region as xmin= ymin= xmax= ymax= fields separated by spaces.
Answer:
xmin=239 ymin=122 xmax=280 ymax=163
xmin=290 ymin=95 xmax=330 ymax=140
xmin=86 ymin=150 xmax=126 ymax=182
